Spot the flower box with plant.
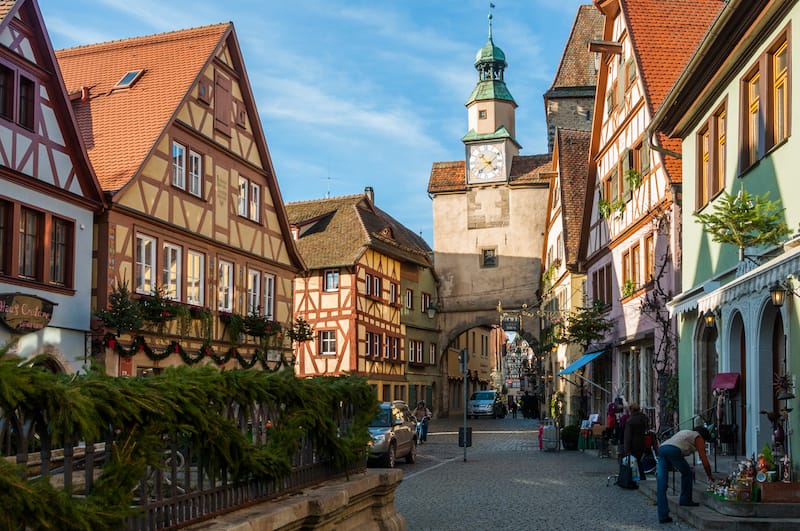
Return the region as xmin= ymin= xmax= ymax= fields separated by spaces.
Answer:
xmin=139 ymin=285 xmax=178 ymax=324
xmin=621 ymin=279 xmax=637 ymax=299
xmin=244 ymin=313 xmax=282 ymax=338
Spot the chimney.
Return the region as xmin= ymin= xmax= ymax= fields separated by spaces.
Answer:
xmin=81 ymin=86 xmax=90 ymax=102
xmin=364 ymin=186 xmax=374 ymax=203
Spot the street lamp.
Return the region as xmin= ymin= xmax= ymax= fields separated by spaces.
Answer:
xmin=703 ymin=309 xmax=717 ymax=329
xmin=426 ymin=303 xmax=438 ymax=319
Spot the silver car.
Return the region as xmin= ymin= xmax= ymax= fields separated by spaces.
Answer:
xmin=367 ymin=400 xmax=417 ymax=468
xmin=467 ymin=390 xmax=506 ymax=418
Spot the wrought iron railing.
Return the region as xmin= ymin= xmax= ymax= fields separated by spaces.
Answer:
xmin=1 ymin=399 xmax=364 ymax=530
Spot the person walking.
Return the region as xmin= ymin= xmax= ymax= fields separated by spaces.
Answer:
xmin=622 ymin=403 xmax=648 ymax=480
xmin=509 ymin=396 xmax=518 ymax=418
xmin=413 ymin=400 xmax=431 ymax=442
xmin=656 ymin=427 xmax=714 ymax=524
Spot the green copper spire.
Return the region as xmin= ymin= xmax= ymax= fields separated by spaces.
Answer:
xmin=466 ymin=4 xmax=515 ymax=105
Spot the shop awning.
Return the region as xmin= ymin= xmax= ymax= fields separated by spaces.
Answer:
xmin=558 ymin=350 xmax=606 ymax=375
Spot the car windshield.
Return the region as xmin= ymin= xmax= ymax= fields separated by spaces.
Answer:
xmin=369 ymin=408 xmax=392 ymax=428
xmin=471 ymin=391 xmax=495 ymax=401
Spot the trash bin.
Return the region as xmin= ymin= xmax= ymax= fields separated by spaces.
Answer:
xmin=458 ymin=426 xmax=472 ymax=447
xmin=541 ymin=419 xmax=559 ymax=451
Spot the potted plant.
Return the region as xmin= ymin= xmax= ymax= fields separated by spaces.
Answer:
xmin=560 ymin=424 xmax=580 ymax=451
xmin=287 ymin=316 xmax=314 ymax=342
xmin=96 ymin=280 xmax=143 ymax=335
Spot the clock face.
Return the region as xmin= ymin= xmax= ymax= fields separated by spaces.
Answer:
xmin=469 ymin=143 xmax=505 ymax=182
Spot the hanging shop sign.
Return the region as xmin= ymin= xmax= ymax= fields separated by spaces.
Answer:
xmin=501 ymin=314 xmax=520 ymax=332
xmin=0 ymin=293 xmax=55 ymax=334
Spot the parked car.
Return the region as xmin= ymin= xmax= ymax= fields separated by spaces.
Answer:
xmin=367 ymin=400 xmax=417 ymax=468
xmin=467 ymin=390 xmax=507 ymax=419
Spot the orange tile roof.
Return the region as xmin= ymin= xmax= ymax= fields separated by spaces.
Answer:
xmin=555 ymin=128 xmax=591 ymax=267
xmin=0 ymin=0 xmax=16 ymax=21
xmin=55 ymin=24 xmax=229 ymax=192
xmin=428 ymin=154 xmax=551 ymax=193
xmin=621 ymin=0 xmax=724 ymax=183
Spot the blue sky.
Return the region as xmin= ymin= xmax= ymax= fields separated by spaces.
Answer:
xmin=40 ymin=0 xmax=590 ymax=245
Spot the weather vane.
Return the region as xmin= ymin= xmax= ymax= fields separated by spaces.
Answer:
xmin=489 ymin=3 xmax=495 ymax=39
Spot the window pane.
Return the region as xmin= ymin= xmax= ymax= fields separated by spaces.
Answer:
xmin=325 ymin=269 xmax=339 ymax=291
xmin=264 ymin=273 xmax=275 ymax=320
xmin=249 ymin=183 xmax=260 ymax=222
xmin=247 ymin=270 xmax=261 ymax=314
xmin=0 ymin=65 xmax=13 ymax=120
xmin=19 ymin=208 xmax=40 ymax=278
xmin=18 ymin=76 xmax=33 ymax=129
xmin=218 ymin=261 xmax=233 ymax=311
xmin=238 ymin=177 xmax=248 ymax=216
xmin=172 ymin=142 xmax=186 ymax=189
xmin=774 ymin=44 xmax=788 ymax=145
xmin=189 ymin=151 xmax=202 ymax=197
xmin=187 ymin=251 xmax=204 ymax=306
xmin=50 ymin=218 xmax=69 ymax=285
xmin=715 ymin=111 xmax=726 ymax=196
xmin=748 ymin=72 xmax=760 ymax=164
xmin=136 ymin=235 xmax=155 ymax=293
xmin=162 ymin=244 xmax=181 ymax=300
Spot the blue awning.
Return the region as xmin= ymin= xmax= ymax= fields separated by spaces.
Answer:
xmin=558 ymin=350 xmax=606 ymax=375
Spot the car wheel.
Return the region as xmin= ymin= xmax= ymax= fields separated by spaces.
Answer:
xmin=383 ymin=442 xmax=396 ymax=468
xmin=406 ymin=438 xmax=417 ymax=464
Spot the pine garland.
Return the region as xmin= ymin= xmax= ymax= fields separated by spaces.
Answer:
xmin=106 ymin=336 xmax=288 ymax=371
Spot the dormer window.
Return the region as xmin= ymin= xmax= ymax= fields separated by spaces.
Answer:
xmin=114 ymin=69 xmax=144 ymax=89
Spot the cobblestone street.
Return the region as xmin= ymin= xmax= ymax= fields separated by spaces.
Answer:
xmin=394 ymin=415 xmax=693 ymax=530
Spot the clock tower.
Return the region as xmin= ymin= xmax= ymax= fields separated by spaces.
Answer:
xmin=463 ymin=9 xmax=520 ymax=184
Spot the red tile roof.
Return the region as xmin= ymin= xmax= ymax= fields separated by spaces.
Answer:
xmin=55 ymin=24 xmax=229 ymax=192
xmin=428 ymin=154 xmax=552 ymax=194
xmin=555 ymin=128 xmax=591 ymax=267
xmin=548 ymin=5 xmax=604 ymax=92
xmin=621 ymin=0 xmax=724 ymax=182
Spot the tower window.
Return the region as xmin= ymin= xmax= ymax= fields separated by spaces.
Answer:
xmin=479 ymin=110 xmax=487 ymax=119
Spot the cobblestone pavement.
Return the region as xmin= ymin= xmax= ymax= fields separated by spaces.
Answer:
xmin=393 ymin=415 xmax=693 ymax=531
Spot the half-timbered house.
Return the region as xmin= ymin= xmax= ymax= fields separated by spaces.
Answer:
xmin=55 ymin=24 xmax=304 ymax=376
xmin=0 ymin=0 xmax=105 ymax=373
xmin=582 ymin=0 xmax=722 ymax=425
xmin=286 ymin=189 xmax=434 ymax=401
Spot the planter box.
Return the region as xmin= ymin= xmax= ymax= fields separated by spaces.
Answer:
xmin=760 ymin=481 xmax=800 ymax=503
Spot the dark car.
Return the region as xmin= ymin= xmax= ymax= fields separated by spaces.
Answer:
xmin=367 ymin=400 xmax=417 ymax=468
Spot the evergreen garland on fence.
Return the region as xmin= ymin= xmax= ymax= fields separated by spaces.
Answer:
xmin=103 ymin=333 xmax=287 ymax=371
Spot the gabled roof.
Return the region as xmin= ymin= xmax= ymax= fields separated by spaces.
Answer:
xmin=286 ymin=194 xmax=432 ymax=271
xmin=620 ymin=0 xmax=724 ymax=182
xmin=55 ymin=24 xmax=229 ymax=192
xmin=0 ymin=0 xmax=104 ymax=207
xmin=427 ymin=154 xmax=551 ymax=194
xmin=554 ymin=128 xmax=591 ymax=267
xmin=546 ymin=5 xmax=604 ymax=97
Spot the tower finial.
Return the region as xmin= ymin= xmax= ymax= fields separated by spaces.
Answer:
xmin=488 ymin=3 xmax=495 ymax=41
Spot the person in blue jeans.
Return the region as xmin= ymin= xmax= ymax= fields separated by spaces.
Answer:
xmin=656 ymin=427 xmax=714 ymax=524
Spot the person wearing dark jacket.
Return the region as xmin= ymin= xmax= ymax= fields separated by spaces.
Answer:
xmin=623 ymin=402 xmax=648 ymax=480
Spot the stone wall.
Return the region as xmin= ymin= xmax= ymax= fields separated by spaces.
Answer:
xmin=185 ymin=468 xmax=406 ymax=530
